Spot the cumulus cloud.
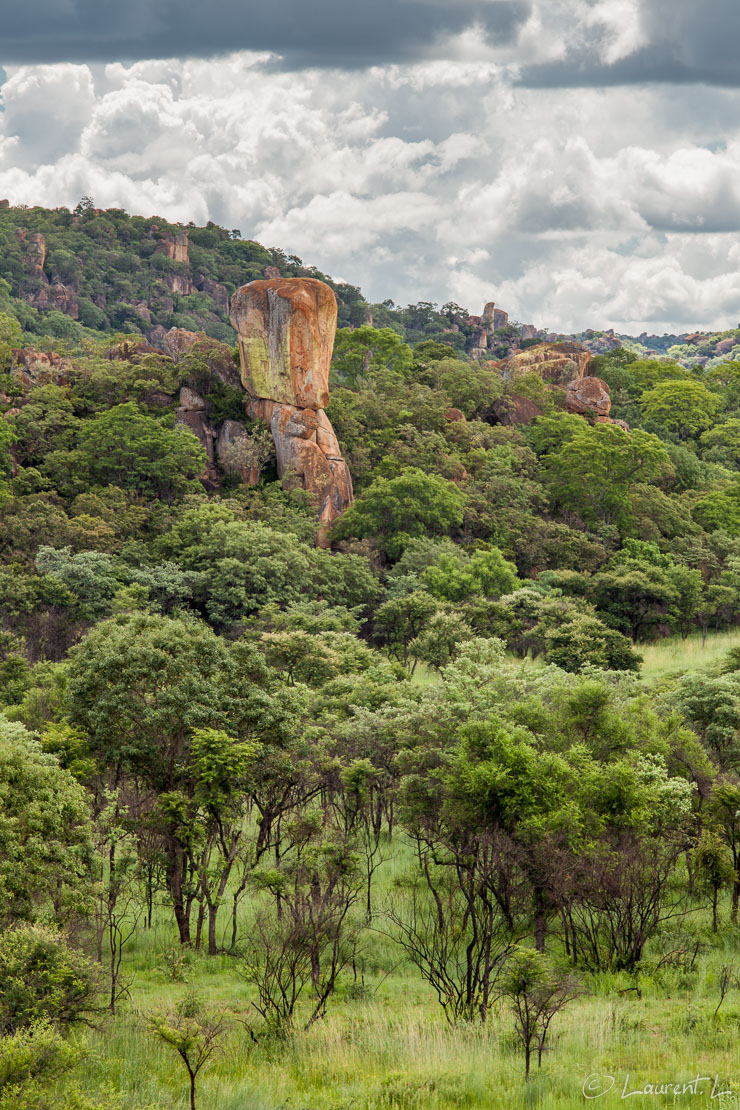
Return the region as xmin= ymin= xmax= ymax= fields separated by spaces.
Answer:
xmin=0 ymin=65 xmax=95 ymax=169
xmin=1 ymin=41 xmax=740 ymax=333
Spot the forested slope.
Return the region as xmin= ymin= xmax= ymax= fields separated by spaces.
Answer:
xmin=2 ymin=203 xmax=740 ymax=1110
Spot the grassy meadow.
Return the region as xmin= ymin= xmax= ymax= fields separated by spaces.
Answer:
xmin=77 ymin=852 xmax=740 ymax=1110
xmin=75 ymin=628 xmax=740 ymax=1110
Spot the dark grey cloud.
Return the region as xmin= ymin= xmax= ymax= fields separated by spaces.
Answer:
xmin=520 ymin=0 xmax=740 ymax=88
xmin=0 ymin=0 xmax=530 ymax=68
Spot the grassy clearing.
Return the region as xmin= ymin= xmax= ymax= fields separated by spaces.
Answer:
xmin=640 ymin=628 xmax=740 ymax=681
xmin=72 ymin=850 xmax=740 ymax=1110
xmin=68 ymin=631 xmax=740 ymax=1109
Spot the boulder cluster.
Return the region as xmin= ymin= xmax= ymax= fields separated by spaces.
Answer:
xmin=491 ymin=341 xmax=629 ymax=430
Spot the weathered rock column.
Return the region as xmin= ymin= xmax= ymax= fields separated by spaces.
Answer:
xmin=230 ymin=277 xmax=353 ymax=538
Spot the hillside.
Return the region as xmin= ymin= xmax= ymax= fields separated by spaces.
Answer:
xmin=2 ymin=203 xmax=740 ymax=1110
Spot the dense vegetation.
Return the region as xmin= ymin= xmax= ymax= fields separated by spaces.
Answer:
xmin=1 ymin=204 xmax=740 ymax=1109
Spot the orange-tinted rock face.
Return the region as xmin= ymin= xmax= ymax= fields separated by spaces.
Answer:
xmin=566 ymin=376 xmax=611 ymax=416
xmin=231 ymin=277 xmax=352 ymax=532
xmin=230 ymin=277 xmax=336 ymax=409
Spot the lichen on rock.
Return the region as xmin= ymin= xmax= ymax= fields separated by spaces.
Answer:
xmin=230 ymin=277 xmax=353 ymax=538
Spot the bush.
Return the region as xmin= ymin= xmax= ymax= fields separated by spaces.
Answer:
xmin=0 ymin=925 xmax=100 ymax=1034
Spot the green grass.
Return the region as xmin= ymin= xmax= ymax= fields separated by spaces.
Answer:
xmin=66 ymin=843 xmax=740 ymax=1110
xmin=57 ymin=629 xmax=740 ymax=1109
xmin=639 ymin=628 xmax=740 ymax=681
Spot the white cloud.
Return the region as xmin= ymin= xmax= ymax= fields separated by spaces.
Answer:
xmin=1 ymin=34 xmax=740 ymax=333
xmin=0 ymin=64 xmax=95 ymax=168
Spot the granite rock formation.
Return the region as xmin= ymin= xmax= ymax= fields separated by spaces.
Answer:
xmin=565 ymin=376 xmax=611 ymax=417
xmin=175 ymin=385 xmax=219 ymax=488
xmin=500 ymin=342 xmax=592 ymax=385
xmin=493 ymin=394 xmax=545 ymax=426
xmin=155 ymin=230 xmax=190 ymax=263
xmin=462 ymin=301 xmax=511 ymax=356
xmin=230 ymin=277 xmax=353 ymax=534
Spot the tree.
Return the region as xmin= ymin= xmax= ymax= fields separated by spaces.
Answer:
xmin=694 ymin=830 xmax=734 ymax=933
xmin=542 ymin=612 xmax=641 ymax=673
xmin=238 ymin=826 xmax=362 ymax=1033
xmin=542 ymin=424 xmax=671 ymax=530
xmin=0 ymin=925 xmax=100 ymax=1034
xmin=66 ymin=614 xmax=237 ymax=944
xmin=670 ymin=674 xmax=740 ymax=772
xmin=408 ymin=611 xmax=473 ymax=670
xmin=35 ymin=546 xmax=120 ymax=620
xmin=186 ymin=728 xmax=261 ymax=955
xmin=501 ymin=947 xmax=582 ymax=1078
xmin=0 ymin=312 xmax=22 ymax=374
xmin=0 ymin=1021 xmax=92 ymax=1110
xmin=641 ymin=380 xmax=719 ymax=440
xmin=701 ymin=418 xmax=740 ymax=466
xmin=78 ymin=402 xmax=206 ymax=501
xmin=589 ymin=561 xmax=679 ymax=642
xmin=332 ymin=326 xmax=413 ymax=386
xmin=0 ymin=716 xmax=94 ymax=926
xmin=332 ymin=468 xmax=465 ymax=560
xmin=422 ymin=547 xmax=519 ymax=603
xmin=707 ymin=778 xmax=740 ymax=923
xmin=147 ymin=994 xmax=227 ymax=1110
xmin=374 ymin=588 xmax=439 ymax=667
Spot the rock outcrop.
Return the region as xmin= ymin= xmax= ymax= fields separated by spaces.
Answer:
xmin=153 ymin=328 xmax=242 ymax=389
xmin=492 ymin=394 xmax=545 ymax=426
xmin=11 ymin=348 xmax=70 ymax=389
xmin=500 ymin=342 xmax=592 ymax=386
xmin=462 ymin=301 xmax=511 ymax=356
xmin=230 ymin=277 xmax=353 ymax=535
xmin=565 ymin=376 xmax=611 ymax=417
xmin=155 ymin=230 xmax=189 ymax=263
xmin=164 ymin=273 xmax=194 ymax=296
xmin=30 ymin=283 xmax=78 ymax=319
xmin=175 ymin=385 xmax=219 ymax=487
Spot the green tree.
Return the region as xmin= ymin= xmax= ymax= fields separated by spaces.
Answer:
xmin=147 ymin=994 xmax=227 ymax=1110
xmin=332 ymin=468 xmax=465 ymax=559
xmin=0 ymin=925 xmax=99 ymax=1034
xmin=408 ymin=611 xmax=473 ymax=670
xmin=641 ymin=379 xmax=719 ymax=440
xmin=422 ymin=547 xmax=519 ymax=602
xmin=0 ymin=716 xmax=94 ymax=926
xmin=0 ymin=312 xmax=22 ymax=374
xmin=694 ymin=830 xmax=734 ymax=932
xmin=501 ymin=947 xmax=582 ymax=1078
xmin=78 ymin=402 xmax=206 ymax=501
xmin=542 ymin=424 xmax=671 ymax=530
xmin=66 ymin=613 xmax=237 ymax=943
xmin=332 ymin=326 xmax=413 ymax=386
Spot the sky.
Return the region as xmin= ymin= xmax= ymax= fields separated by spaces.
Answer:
xmin=1 ymin=0 xmax=740 ymax=334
